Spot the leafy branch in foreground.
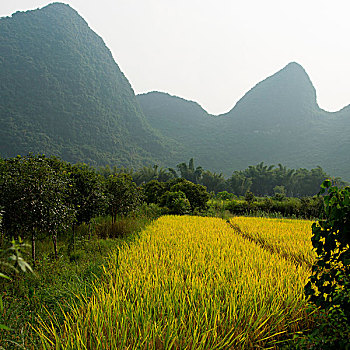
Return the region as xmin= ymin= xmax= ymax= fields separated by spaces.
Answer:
xmin=0 ymin=238 xmax=33 ymax=331
xmin=304 ymin=179 xmax=350 ymax=348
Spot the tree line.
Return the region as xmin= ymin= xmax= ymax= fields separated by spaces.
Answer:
xmin=100 ymin=158 xmax=347 ymax=197
xmin=0 ymin=155 xmax=209 ymax=265
xmin=1 ymin=154 xmax=347 ymax=266
xmin=0 ymin=155 xmax=143 ymax=265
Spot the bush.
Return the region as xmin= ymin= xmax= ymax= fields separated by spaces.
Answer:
xmin=226 ymin=200 xmax=251 ymax=215
xmin=169 ymin=179 xmax=209 ymax=212
xmin=270 ymin=198 xmax=301 ymax=217
xmin=142 ymin=180 xmax=166 ymax=204
xmin=216 ymin=191 xmax=235 ymax=201
xmin=244 ymin=191 xmax=255 ymax=205
xmin=304 ymin=180 xmax=350 ymax=348
xmin=160 ymin=191 xmax=191 ymax=215
xmin=225 ymin=196 xmax=322 ymax=219
xmin=138 ymin=203 xmax=165 ymax=220
xmin=300 ymin=196 xmax=323 ymax=219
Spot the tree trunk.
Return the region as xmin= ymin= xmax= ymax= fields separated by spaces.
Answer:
xmin=72 ymin=224 xmax=76 ymax=252
xmin=31 ymin=230 xmax=36 ymax=267
xmin=52 ymin=232 xmax=58 ymax=260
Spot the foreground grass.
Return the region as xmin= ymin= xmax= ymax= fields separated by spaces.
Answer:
xmin=36 ymin=216 xmax=315 ymax=349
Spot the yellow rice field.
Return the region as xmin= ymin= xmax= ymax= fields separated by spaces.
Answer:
xmin=229 ymin=217 xmax=315 ymax=268
xmin=37 ymin=216 xmax=315 ymax=349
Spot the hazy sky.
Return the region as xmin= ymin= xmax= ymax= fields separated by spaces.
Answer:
xmin=1 ymin=0 xmax=350 ymax=114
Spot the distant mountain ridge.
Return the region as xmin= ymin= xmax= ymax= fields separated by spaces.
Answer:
xmin=138 ymin=63 xmax=350 ymax=180
xmin=0 ymin=3 xmax=349 ymax=180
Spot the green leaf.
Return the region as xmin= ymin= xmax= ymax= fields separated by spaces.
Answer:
xmin=0 ymin=324 xmax=11 ymax=330
xmin=0 ymin=272 xmax=10 ymax=280
xmin=321 ymin=179 xmax=332 ymax=189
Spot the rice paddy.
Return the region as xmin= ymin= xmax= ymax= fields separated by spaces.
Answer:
xmin=36 ymin=216 xmax=316 ymax=349
xmin=229 ymin=217 xmax=315 ymax=268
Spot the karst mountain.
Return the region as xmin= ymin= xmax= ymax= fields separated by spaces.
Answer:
xmin=1 ymin=3 xmax=349 ymax=179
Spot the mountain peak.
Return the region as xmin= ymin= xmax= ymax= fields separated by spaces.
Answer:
xmin=42 ymin=2 xmax=71 ymax=9
xmin=277 ymin=61 xmax=311 ymax=80
xmin=8 ymin=2 xmax=83 ymax=26
xmin=226 ymin=62 xmax=318 ymax=118
xmin=0 ymin=1 xmax=168 ymax=167
xmin=9 ymin=2 xmax=74 ymax=16
xmin=283 ymin=61 xmax=305 ymax=70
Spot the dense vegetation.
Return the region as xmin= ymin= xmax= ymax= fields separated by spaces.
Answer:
xmin=123 ymin=158 xmax=346 ymax=198
xmin=303 ymin=180 xmax=350 ymax=348
xmin=0 ymin=154 xmax=342 ymax=264
xmin=0 ymin=155 xmax=145 ymax=264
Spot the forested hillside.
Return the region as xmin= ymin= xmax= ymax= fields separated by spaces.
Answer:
xmin=138 ymin=63 xmax=350 ymax=180
xmin=1 ymin=3 xmax=349 ymax=180
xmin=0 ymin=3 xmax=176 ymax=168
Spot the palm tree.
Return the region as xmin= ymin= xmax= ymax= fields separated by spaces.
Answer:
xmin=134 ymin=165 xmax=177 ymax=185
xmin=177 ymin=158 xmax=203 ymax=184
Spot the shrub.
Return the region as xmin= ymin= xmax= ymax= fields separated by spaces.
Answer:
xmin=142 ymin=180 xmax=166 ymax=204
xmin=160 ymin=191 xmax=191 ymax=215
xmin=226 ymin=200 xmax=250 ymax=215
xmin=244 ymin=191 xmax=255 ymax=205
xmin=169 ymin=179 xmax=209 ymax=212
xmin=216 ymin=191 xmax=235 ymax=201
xmin=304 ymin=180 xmax=350 ymax=348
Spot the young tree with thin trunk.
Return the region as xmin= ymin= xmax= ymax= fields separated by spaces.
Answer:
xmin=0 ymin=155 xmax=75 ymax=265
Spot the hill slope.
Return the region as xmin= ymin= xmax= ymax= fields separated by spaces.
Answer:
xmin=138 ymin=63 xmax=350 ymax=180
xmin=1 ymin=3 xmax=349 ymax=179
xmin=0 ymin=3 xmax=173 ymax=167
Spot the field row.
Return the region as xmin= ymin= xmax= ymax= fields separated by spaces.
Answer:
xmin=229 ymin=217 xmax=315 ymax=268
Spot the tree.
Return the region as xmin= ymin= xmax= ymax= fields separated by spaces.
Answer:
xmin=228 ymin=171 xmax=252 ymax=196
xmin=133 ymin=165 xmax=158 ymax=185
xmin=273 ymin=164 xmax=295 ymax=196
xmin=143 ymin=180 xmax=166 ymax=204
xmin=0 ymin=155 xmax=75 ymax=264
xmin=272 ymin=185 xmax=286 ymax=201
xmin=69 ymin=164 xmax=106 ymax=226
xmin=243 ymin=162 xmax=275 ymax=196
xmin=106 ymin=174 xmax=143 ymax=223
xmin=291 ymin=166 xmax=329 ymax=197
xmin=160 ymin=191 xmax=190 ymax=215
xmin=98 ymin=164 xmax=134 ymax=179
xmin=169 ymin=178 xmax=209 ymax=212
xmin=177 ymin=158 xmax=203 ymax=184
xmin=216 ymin=191 xmax=235 ymax=201
xmin=133 ymin=165 xmax=177 ymax=185
xmin=200 ymin=170 xmax=226 ymax=193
